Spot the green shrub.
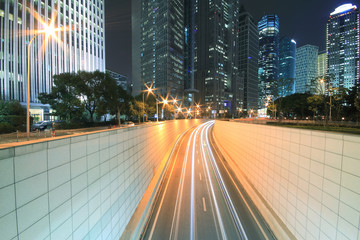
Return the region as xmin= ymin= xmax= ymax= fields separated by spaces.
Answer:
xmin=0 ymin=122 xmax=16 ymax=134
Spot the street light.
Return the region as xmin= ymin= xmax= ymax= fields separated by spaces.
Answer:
xmin=26 ymin=14 xmax=62 ymax=140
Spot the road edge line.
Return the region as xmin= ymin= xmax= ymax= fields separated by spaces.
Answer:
xmin=211 ymin=122 xmax=296 ymax=240
xmin=120 ymin=123 xmax=198 ymax=240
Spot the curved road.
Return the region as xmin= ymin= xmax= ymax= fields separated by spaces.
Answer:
xmin=142 ymin=121 xmax=275 ymax=240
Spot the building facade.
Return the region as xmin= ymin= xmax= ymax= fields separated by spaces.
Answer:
xmin=131 ymin=0 xmax=141 ymax=96
xmin=258 ymin=14 xmax=279 ymax=108
xmin=138 ymin=0 xmax=185 ymax=98
xmin=237 ymin=6 xmax=258 ymax=112
xmin=192 ymin=0 xmax=240 ymax=115
xmin=327 ymin=3 xmax=359 ymax=90
xmin=295 ymin=44 xmax=319 ymax=93
xmin=106 ymin=69 xmax=131 ymax=94
xmin=0 ymin=0 xmax=105 ymax=118
xmin=279 ymin=36 xmax=296 ymax=96
xmin=318 ymin=50 xmax=327 ymax=77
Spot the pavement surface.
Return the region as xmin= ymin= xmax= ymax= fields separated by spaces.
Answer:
xmin=142 ymin=121 xmax=276 ymax=240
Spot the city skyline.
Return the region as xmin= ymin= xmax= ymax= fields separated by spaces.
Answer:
xmin=106 ymin=0 xmax=345 ymax=80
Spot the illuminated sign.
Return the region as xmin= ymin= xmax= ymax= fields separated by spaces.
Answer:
xmin=330 ymin=4 xmax=357 ymax=16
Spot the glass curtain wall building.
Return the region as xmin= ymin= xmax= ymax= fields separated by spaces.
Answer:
xmin=139 ymin=0 xmax=185 ymax=98
xmin=258 ymin=14 xmax=279 ymax=108
xmin=327 ymin=4 xmax=359 ymax=89
xmin=295 ymin=44 xmax=319 ymax=93
xmin=237 ymin=6 xmax=258 ymax=113
xmin=0 ymin=0 xmax=105 ymax=115
xmin=193 ymin=0 xmax=239 ymax=115
xmin=279 ymin=36 xmax=296 ymax=96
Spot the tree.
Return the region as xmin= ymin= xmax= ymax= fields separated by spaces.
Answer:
xmin=38 ymin=73 xmax=84 ymax=122
xmin=75 ymin=71 xmax=103 ymax=122
xmin=307 ymin=95 xmax=324 ymax=120
xmin=130 ymin=100 xmax=143 ymax=123
xmin=355 ymin=92 xmax=360 ymax=124
xmin=94 ymin=72 xmax=120 ymax=121
xmin=344 ymin=82 xmax=360 ymax=122
xmin=0 ymin=100 xmax=27 ymax=130
xmin=269 ymin=78 xmax=294 ymax=119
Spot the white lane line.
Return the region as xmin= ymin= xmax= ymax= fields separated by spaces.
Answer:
xmin=199 ymin=125 xmax=221 ymax=239
xmin=148 ymin=128 xmax=188 ymax=240
xmin=170 ymin=127 xmax=197 ymax=239
xmin=202 ymin=197 xmax=207 ymax=212
xmin=209 ymin=125 xmax=270 ymax=240
xmin=204 ymin=123 xmax=248 ymax=240
xmin=199 ymin=173 xmax=202 ymax=181
xmin=200 ymin=121 xmax=227 ymax=240
xmin=190 ymin=123 xmax=204 ymax=240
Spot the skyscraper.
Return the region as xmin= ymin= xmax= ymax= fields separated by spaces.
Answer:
xmin=193 ymin=0 xmax=240 ymax=114
xmin=237 ymin=6 xmax=259 ymax=112
xmin=0 ymin=0 xmax=105 ymax=118
xmin=318 ymin=50 xmax=327 ymax=77
xmin=183 ymin=0 xmax=198 ymax=107
xmin=258 ymin=14 xmax=279 ymax=108
xmin=278 ymin=36 xmax=296 ymax=97
xmin=131 ymin=0 xmax=142 ymax=96
xmin=295 ymin=45 xmax=319 ymax=93
xmin=327 ymin=3 xmax=359 ymax=89
xmin=136 ymin=0 xmax=185 ymax=98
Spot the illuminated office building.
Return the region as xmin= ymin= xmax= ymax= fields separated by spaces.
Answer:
xmin=258 ymin=14 xmax=279 ymax=108
xmin=193 ymin=0 xmax=240 ymax=114
xmin=296 ymin=44 xmax=318 ymax=93
xmin=137 ymin=0 xmax=185 ymax=98
xmin=237 ymin=6 xmax=258 ymax=112
xmin=327 ymin=3 xmax=359 ymax=89
xmin=318 ymin=50 xmax=327 ymax=77
xmin=106 ymin=69 xmax=131 ymax=94
xmin=279 ymin=36 xmax=296 ymax=96
xmin=0 ymin=0 xmax=105 ymax=119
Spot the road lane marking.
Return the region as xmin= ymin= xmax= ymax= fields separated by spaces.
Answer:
xmin=190 ymin=123 xmax=204 ymax=240
xmin=204 ymin=123 xmax=248 ymax=240
xmin=170 ymin=127 xmax=197 ymax=239
xmin=148 ymin=127 xmax=189 ymax=240
xmin=202 ymin=197 xmax=207 ymax=212
xmin=209 ymin=125 xmax=270 ymax=240
xmin=200 ymin=122 xmax=227 ymax=240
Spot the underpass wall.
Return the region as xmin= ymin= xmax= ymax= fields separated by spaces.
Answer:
xmin=214 ymin=121 xmax=360 ymax=240
xmin=0 ymin=120 xmax=202 ymax=240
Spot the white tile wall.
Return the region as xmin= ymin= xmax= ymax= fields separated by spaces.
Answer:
xmin=0 ymin=158 xmax=14 ymax=189
xmin=0 ymin=120 xmax=204 ymax=240
xmin=0 ymin=185 xmax=15 ymax=217
xmin=214 ymin=121 xmax=360 ymax=240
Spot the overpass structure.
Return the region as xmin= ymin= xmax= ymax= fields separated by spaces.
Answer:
xmin=0 ymin=120 xmax=359 ymax=239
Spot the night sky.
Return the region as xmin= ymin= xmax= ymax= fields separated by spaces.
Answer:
xmin=105 ymin=0 xmax=359 ymax=81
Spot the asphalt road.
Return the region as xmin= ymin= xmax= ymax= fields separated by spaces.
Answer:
xmin=142 ymin=121 xmax=276 ymax=240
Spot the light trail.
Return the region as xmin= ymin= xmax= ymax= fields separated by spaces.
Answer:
xmin=190 ymin=124 xmax=203 ymax=240
xmin=203 ymin=122 xmax=248 ymax=240
xmin=200 ymin=122 xmax=228 ymax=239
xmin=209 ymin=124 xmax=270 ymax=240
xmin=170 ymin=126 xmax=197 ymax=239
xmin=148 ymin=127 xmax=192 ymax=240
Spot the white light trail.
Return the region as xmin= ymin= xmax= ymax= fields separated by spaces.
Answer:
xmin=203 ymin=122 xmax=248 ymax=240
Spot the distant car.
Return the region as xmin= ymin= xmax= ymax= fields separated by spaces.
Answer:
xmin=122 ymin=121 xmax=135 ymax=127
xmin=32 ymin=121 xmax=52 ymax=131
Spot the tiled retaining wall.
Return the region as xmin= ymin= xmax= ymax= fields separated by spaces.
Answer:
xmin=214 ymin=121 xmax=360 ymax=240
xmin=0 ymin=120 xmax=201 ymax=240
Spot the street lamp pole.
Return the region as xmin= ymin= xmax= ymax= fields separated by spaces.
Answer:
xmin=142 ymin=92 xmax=145 ymax=123
xmin=156 ymin=99 xmax=159 ymax=123
xmin=27 ymin=35 xmax=38 ymax=140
